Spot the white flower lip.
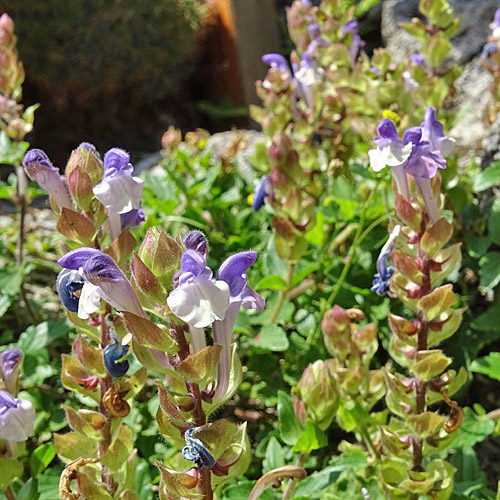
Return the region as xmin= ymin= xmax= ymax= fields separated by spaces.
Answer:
xmin=167 ymin=278 xmax=230 ymax=329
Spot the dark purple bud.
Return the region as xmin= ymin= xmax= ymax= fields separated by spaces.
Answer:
xmin=56 ymin=268 xmax=84 ymax=313
xmin=103 ymin=336 xmax=129 ymax=378
xmin=183 ymin=231 xmax=208 ymax=261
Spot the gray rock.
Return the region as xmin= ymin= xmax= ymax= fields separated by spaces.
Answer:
xmin=480 ymin=108 xmax=500 ymax=169
xmin=382 ymin=0 xmax=500 ymax=65
xmin=450 ymin=57 xmax=494 ymax=154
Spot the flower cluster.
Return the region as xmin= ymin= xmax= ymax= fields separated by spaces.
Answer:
xmin=23 ymin=144 xmax=143 ymax=245
xmin=23 ymin=141 xmax=262 ymax=498
xmin=369 ymin=107 xmax=455 ymax=223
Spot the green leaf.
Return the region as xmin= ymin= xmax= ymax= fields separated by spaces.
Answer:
xmin=0 ymin=456 xmax=23 ymax=489
xmin=263 ymin=436 xmax=284 ymax=473
xmin=30 ymin=443 xmax=56 ymax=478
xmin=489 ymin=198 xmax=500 ymax=246
xmin=470 ymin=353 xmax=500 ymax=381
xmin=479 ymin=252 xmax=500 ymax=290
xmin=0 ymin=264 xmax=24 ymax=296
xmin=355 ymin=0 xmax=381 ymax=16
xmin=250 ymin=324 xmax=289 ymax=352
xmin=472 ymin=162 xmax=500 ymax=192
xmin=450 ymin=407 xmax=495 ymax=449
xmin=278 ymin=391 xmax=304 ymax=446
xmin=472 ymin=302 xmax=500 ymax=333
xmin=256 ymin=275 xmax=286 ymax=291
xmin=292 ymin=465 xmax=343 ymax=498
xmin=293 ymin=420 xmax=328 ymax=453
xmin=101 ymin=423 xmax=134 ymax=473
xmin=305 ymin=212 xmax=325 ymax=245
xmin=17 ymin=320 xmax=69 ymax=355
xmin=0 ymin=131 xmax=29 ymax=165
xmin=450 ymin=446 xmax=486 ymax=494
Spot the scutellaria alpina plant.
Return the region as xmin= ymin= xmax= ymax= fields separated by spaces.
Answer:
xmin=22 ymin=143 xmax=264 ymax=499
xmin=370 ymin=108 xmax=464 ymax=498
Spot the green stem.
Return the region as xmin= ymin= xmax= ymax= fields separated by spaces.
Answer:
xmin=281 ymin=452 xmax=307 ymax=500
xmin=325 ymin=189 xmax=376 ymax=310
xmin=270 ymin=263 xmax=295 ymax=323
xmin=358 ymin=423 xmax=380 ymax=460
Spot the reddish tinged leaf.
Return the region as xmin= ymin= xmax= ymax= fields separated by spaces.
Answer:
xmin=57 ymin=208 xmax=96 ymax=245
xmin=395 ymin=194 xmax=421 ymax=232
xmin=420 ymin=218 xmax=453 ymax=258
xmin=131 ymin=252 xmax=166 ymax=304
xmin=73 ymin=335 xmax=106 ymax=377
xmin=417 ymin=284 xmax=458 ymax=321
xmin=123 ymin=312 xmax=178 ymax=353
xmin=67 ymin=166 xmax=94 ymax=212
xmin=391 ymin=249 xmax=423 ymax=285
xmin=105 ymin=229 xmax=137 ymax=266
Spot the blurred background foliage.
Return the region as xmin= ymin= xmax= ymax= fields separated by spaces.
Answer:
xmin=0 ymin=0 xmax=206 ymax=164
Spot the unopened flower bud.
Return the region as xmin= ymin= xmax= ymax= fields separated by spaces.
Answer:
xmin=139 ymin=227 xmax=182 ymax=291
xmin=293 ymin=360 xmax=339 ymax=430
xmin=0 ymin=14 xmax=14 ymax=44
xmin=161 ymin=125 xmax=182 ymax=153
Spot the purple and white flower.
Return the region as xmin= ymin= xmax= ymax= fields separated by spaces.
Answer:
xmin=58 ymin=248 xmax=145 ymax=320
xmin=0 ymin=390 xmax=35 ymax=442
xmin=213 ymin=251 xmax=265 ymax=402
xmin=369 ymin=119 xmax=413 ymax=199
xmin=93 ymin=148 xmax=144 ymax=241
xmin=167 ymin=250 xmax=230 ymax=331
xmin=23 ymin=149 xmax=72 ymax=210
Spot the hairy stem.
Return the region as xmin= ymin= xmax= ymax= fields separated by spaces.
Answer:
xmin=99 ymin=309 xmax=116 ymax=495
xmin=15 ymin=165 xmax=37 ymax=324
xmin=170 ymin=323 xmax=211 ymax=497
xmin=270 ymin=262 xmax=295 ymax=323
